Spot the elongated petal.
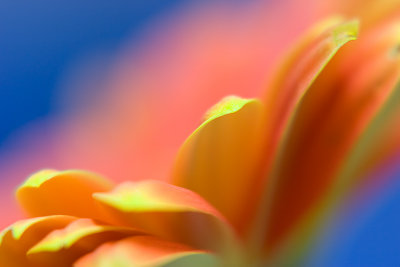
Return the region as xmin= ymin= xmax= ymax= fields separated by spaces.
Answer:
xmin=93 ymin=180 xmax=237 ymax=252
xmin=74 ymin=236 xmax=219 ymax=267
xmin=263 ymin=19 xmax=400 ymax=257
xmin=16 ymin=169 xmax=113 ymax=220
xmin=172 ymin=96 xmax=265 ymax=233
xmin=27 ymin=218 xmax=138 ymax=267
xmin=266 ymin=85 xmax=400 ymax=267
xmin=262 ymin=17 xmax=359 ymax=173
xmin=0 ymin=215 xmax=75 ymax=267
xmin=246 ymin=17 xmax=359 ymax=251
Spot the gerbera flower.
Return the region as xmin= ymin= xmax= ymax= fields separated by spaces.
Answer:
xmin=0 ymin=0 xmax=400 ymax=266
xmin=2 ymin=1 xmax=400 ymax=266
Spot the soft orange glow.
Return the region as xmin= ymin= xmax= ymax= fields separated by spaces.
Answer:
xmin=1 ymin=0 xmax=400 ymax=266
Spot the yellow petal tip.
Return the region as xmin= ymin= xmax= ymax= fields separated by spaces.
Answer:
xmin=332 ymin=19 xmax=359 ymax=47
xmin=203 ymin=96 xmax=260 ymax=123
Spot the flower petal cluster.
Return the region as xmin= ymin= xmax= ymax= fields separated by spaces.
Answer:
xmin=2 ymin=10 xmax=400 ymax=267
xmin=1 ymin=170 xmax=230 ymax=266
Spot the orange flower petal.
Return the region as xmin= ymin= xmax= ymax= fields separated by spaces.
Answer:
xmin=263 ymin=19 xmax=400 ymax=257
xmin=93 ymin=180 xmax=237 ymax=252
xmin=0 ymin=215 xmax=75 ymax=267
xmin=325 ymin=0 xmax=400 ymax=29
xmin=74 ymin=236 xmax=218 ymax=267
xmin=245 ymin=17 xmax=359 ymax=252
xmin=27 ymin=218 xmax=138 ymax=267
xmin=335 ymin=22 xmax=400 ymax=183
xmin=339 ymin=87 xmax=400 ymax=181
xmin=261 ymin=17 xmax=359 ymax=174
xmin=16 ymin=169 xmax=113 ymax=220
xmin=172 ymin=96 xmax=265 ymax=234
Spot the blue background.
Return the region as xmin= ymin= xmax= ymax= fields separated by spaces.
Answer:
xmin=0 ymin=1 xmax=399 ymax=266
xmin=307 ymin=167 xmax=400 ymax=267
xmin=0 ymin=0 xmax=184 ymax=144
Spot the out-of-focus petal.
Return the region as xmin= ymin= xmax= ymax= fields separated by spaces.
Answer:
xmin=245 ymin=17 xmax=359 ymax=251
xmin=262 ymin=19 xmax=400 ymax=262
xmin=74 ymin=235 xmax=219 ymax=267
xmin=16 ymin=170 xmax=113 ymax=220
xmin=173 ymin=96 xmax=264 ymax=234
xmin=93 ymin=180 xmax=237 ymax=252
xmin=323 ymin=0 xmax=400 ymax=29
xmin=262 ymin=17 xmax=359 ymax=173
xmin=338 ymin=84 xmax=400 ymax=181
xmin=0 ymin=0 xmax=319 ymax=230
xmin=27 ymin=218 xmax=138 ymax=267
xmin=0 ymin=215 xmax=75 ymax=267
xmin=335 ymin=21 xmax=400 ymax=181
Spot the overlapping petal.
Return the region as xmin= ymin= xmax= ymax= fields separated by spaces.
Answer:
xmin=74 ymin=236 xmax=218 ymax=267
xmin=173 ymin=96 xmax=264 ymax=234
xmin=0 ymin=215 xmax=75 ymax=267
xmin=261 ymin=18 xmax=400 ymax=263
xmin=3 ymin=169 xmax=235 ymax=266
xmin=334 ymin=21 xmax=400 ymax=182
xmin=171 ymin=17 xmax=362 ymax=257
xmin=262 ymin=17 xmax=359 ymax=174
xmin=338 ymin=83 xmax=400 ymax=181
xmin=214 ymin=17 xmax=360 ymax=251
xmin=93 ymin=180 xmax=237 ymax=252
xmin=2 ymin=2 xmax=400 ymax=266
xmin=26 ymin=218 xmax=138 ymax=267
xmin=16 ymin=170 xmax=113 ymax=221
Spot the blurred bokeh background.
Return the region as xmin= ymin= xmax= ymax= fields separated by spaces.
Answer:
xmin=1 ymin=0 xmax=399 ymax=266
xmin=0 ymin=0 xmax=185 ymax=144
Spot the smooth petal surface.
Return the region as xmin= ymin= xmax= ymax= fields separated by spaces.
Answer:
xmin=27 ymin=218 xmax=138 ymax=267
xmin=263 ymin=19 xmax=400 ymax=262
xmin=74 ymin=236 xmax=218 ymax=267
xmin=93 ymin=180 xmax=237 ymax=252
xmin=335 ymin=22 xmax=400 ymax=183
xmin=247 ymin=17 xmax=359 ymax=251
xmin=16 ymin=169 xmax=113 ymax=220
xmin=262 ymin=17 xmax=359 ymax=173
xmin=0 ymin=215 xmax=75 ymax=267
xmin=325 ymin=0 xmax=400 ymax=29
xmin=337 ymin=83 xmax=400 ymax=181
xmin=173 ymin=96 xmax=264 ymax=234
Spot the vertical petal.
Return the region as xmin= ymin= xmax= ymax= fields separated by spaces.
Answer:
xmin=262 ymin=17 xmax=359 ymax=174
xmin=263 ymin=19 xmax=400 ymax=264
xmin=172 ymin=96 xmax=265 ymax=234
xmin=247 ymin=17 xmax=359 ymax=252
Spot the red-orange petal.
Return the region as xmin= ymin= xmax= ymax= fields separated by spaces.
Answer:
xmin=261 ymin=18 xmax=359 ymax=172
xmin=246 ymin=17 xmax=359 ymax=252
xmin=263 ymin=19 xmax=400 ymax=256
